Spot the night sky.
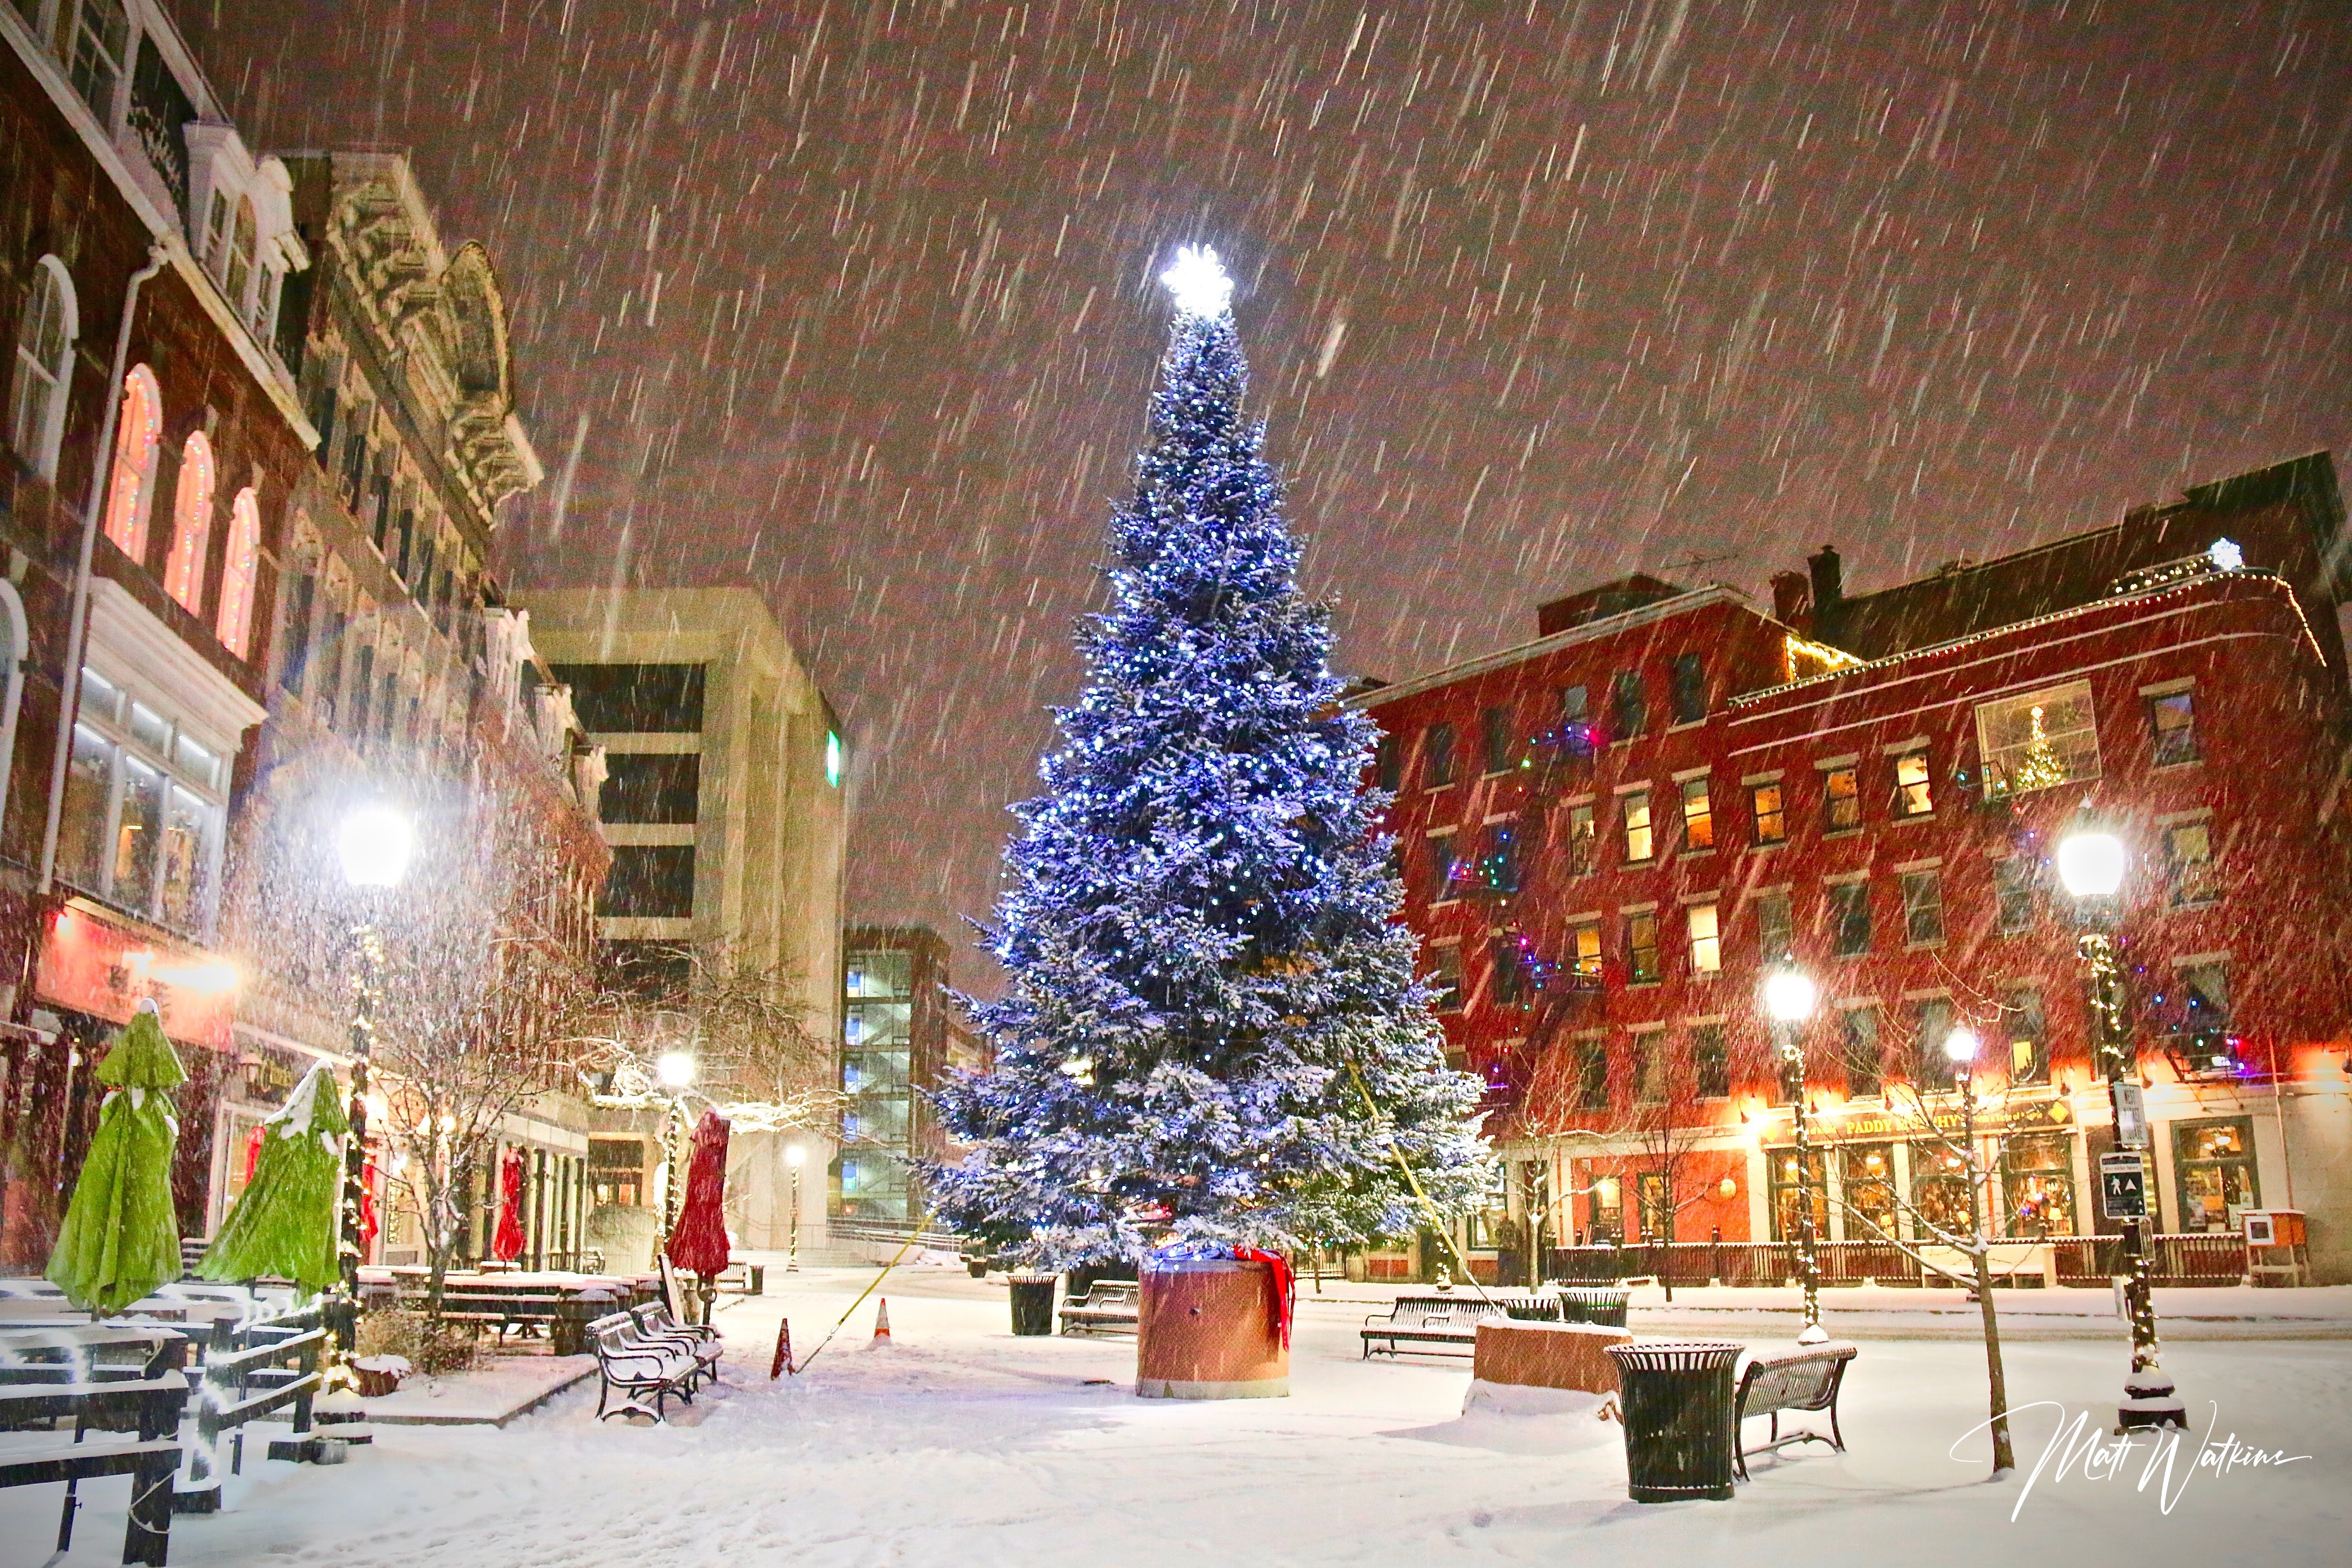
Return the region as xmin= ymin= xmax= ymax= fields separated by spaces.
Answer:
xmin=177 ymin=1 xmax=2349 ymax=983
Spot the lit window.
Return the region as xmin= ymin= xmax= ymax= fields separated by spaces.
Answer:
xmin=101 ymin=365 xmax=162 ymax=560
xmin=1622 ymin=789 xmax=1653 ymax=864
xmin=1976 ymin=680 xmax=2102 ymax=798
xmin=1894 ymin=751 xmax=1933 ymax=816
xmin=1569 ymin=919 xmax=1603 ymax=981
xmin=2148 ymin=691 xmax=2199 ymax=767
xmin=1900 ymin=868 xmax=1945 ymax=946
xmin=2165 ymin=822 xmax=2219 ymax=906
xmin=1687 ymin=901 xmax=1720 ymax=973
xmin=58 ymin=665 xmax=228 ymax=935
xmin=2006 ymin=988 xmax=2048 ymax=1085
xmin=826 ymin=729 xmax=844 ymax=786
xmin=164 ymin=431 xmax=214 ymax=612
xmin=216 ymin=490 xmax=261 ymax=657
xmin=7 ymin=256 xmax=76 ymax=479
xmin=1626 ymin=911 xmax=1660 ymax=984
xmin=1680 ymin=776 xmax=1713 ymax=850
xmin=1823 ymin=765 xmax=1861 ymax=831
xmin=1750 ymin=781 xmax=1786 ymax=844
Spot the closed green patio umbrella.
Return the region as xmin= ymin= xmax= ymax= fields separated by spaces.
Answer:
xmin=46 ymin=1000 xmax=187 ymax=1316
xmin=198 ymin=1059 xmax=347 ymax=1292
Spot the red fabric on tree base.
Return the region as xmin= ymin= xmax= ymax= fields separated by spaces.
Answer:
xmin=493 ymin=1147 xmax=527 ymax=1261
xmin=1231 ymin=1247 xmax=1295 ymax=1348
xmin=666 ymin=1111 xmax=733 ymax=1277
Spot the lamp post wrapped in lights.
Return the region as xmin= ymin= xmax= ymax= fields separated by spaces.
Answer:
xmin=784 ymin=1144 xmax=806 ymax=1273
xmin=1762 ymin=966 xmax=1827 ymax=1345
xmin=2058 ymin=827 xmax=2186 ymax=1431
xmin=656 ymin=1050 xmax=696 ymax=1244
xmin=335 ymin=803 xmax=412 ymax=1359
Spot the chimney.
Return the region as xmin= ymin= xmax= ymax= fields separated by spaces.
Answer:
xmin=1771 ymin=571 xmax=1812 ymax=627
xmin=1808 ymin=545 xmax=1844 ymax=639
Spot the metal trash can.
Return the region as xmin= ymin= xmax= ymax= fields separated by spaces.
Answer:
xmin=1503 ymin=1297 xmax=1560 ymax=1321
xmin=1009 ymin=1274 xmax=1057 ymax=1336
xmin=1557 ymin=1285 xmax=1632 ymax=1328
xmin=1604 ymin=1342 xmax=1743 ymax=1502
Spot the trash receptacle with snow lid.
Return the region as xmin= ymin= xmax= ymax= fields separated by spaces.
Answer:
xmin=1009 ymin=1274 xmax=1057 ymax=1335
xmin=1136 ymin=1246 xmax=1293 ymax=1400
xmin=1604 ymin=1342 xmax=1743 ymax=1502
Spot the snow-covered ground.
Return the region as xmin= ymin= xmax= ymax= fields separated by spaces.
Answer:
xmin=9 ymin=1263 xmax=2345 ymax=1567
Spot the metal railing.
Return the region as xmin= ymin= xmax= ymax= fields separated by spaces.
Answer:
xmin=1545 ymin=1234 xmax=2250 ymax=1289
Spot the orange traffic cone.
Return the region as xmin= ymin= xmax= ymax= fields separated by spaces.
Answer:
xmin=872 ymin=1298 xmax=892 ymax=1341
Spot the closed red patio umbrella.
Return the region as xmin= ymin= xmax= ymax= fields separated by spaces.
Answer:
xmin=666 ymin=1111 xmax=732 ymax=1283
xmin=493 ymin=1146 xmax=527 ymax=1262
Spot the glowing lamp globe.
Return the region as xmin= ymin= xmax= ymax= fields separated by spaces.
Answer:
xmin=784 ymin=1144 xmax=807 ymax=1169
xmin=1763 ymin=967 xmax=1817 ymax=1025
xmin=2057 ymin=832 xmax=2126 ymax=899
xmin=656 ymin=1051 xmax=696 ymax=1089
xmin=1161 ymin=244 xmax=1234 ymax=318
xmin=1943 ymin=1026 xmax=1981 ymax=1065
xmin=338 ymin=804 xmax=414 ymax=888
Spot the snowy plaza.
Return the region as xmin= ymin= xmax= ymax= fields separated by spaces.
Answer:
xmin=5 ymin=1266 xmax=2343 ymax=1568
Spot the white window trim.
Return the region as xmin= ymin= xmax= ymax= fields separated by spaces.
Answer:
xmin=1741 ymin=769 xmax=1784 ymax=786
xmin=1880 ymin=734 xmax=1930 ymax=755
xmin=1620 ymin=901 xmax=1659 ymax=916
xmin=1814 ymin=753 xmax=1860 ymax=770
xmin=10 ymin=254 xmax=78 ymax=480
xmin=1679 ymin=890 xmax=1721 ymax=907
xmin=1683 ymin=1013 xmax=1729 ymax=1027
xmin=1899 ymin=987 xmax=1953 ymax=1002
xmin=2170 ymin=951 xmax=2229 ymax=971
xmin=2139 ymin=677 xmax=2196 ymax=698
xmin=2156 ymin=807 xmax=2213 ymax=828
xmin=1671 ymin=764 xmax=1712 ymax=783
xmin=1892 ymin=856 xmax=1944 ymax=874
xmin=1824 ymin=869 xmax=1870 ymax=887
xmin=1613 ymin=780 xmax=1651 ymax=797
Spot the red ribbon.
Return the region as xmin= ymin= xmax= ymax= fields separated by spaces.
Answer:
xmin=1232 ymin=1248 xmax=1295 ymax=1348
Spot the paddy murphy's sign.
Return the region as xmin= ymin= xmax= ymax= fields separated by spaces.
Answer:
xmin=1770 ymin=1093 xmax=2075 ymax=1145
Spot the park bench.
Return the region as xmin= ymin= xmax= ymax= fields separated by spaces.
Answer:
xmin=1058 ymin=1280 xmax=1141 ymax=1335
xmin=630 ymin=1302 xmax=724 ymax=1382
xmin=587 ymin=1310 xmax=703 ymax=1422
xmin=1734 ymin=1342 xmax=1859 ymax=1479
xmin=0 ymin=1324 xmax=188 ymax=1564
xmin=174 ymin=1303 xmax=331 ymax=1513
xmin=1360 ymin=1296 xmax=1526 ymax=1359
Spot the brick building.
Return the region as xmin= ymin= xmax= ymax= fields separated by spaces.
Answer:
xmin=1356 ymin=453 xmax=2352 ymax=1286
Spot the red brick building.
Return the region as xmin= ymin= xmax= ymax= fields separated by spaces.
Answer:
xmin=1356 ymin=453 xmax=2352 ymax=1286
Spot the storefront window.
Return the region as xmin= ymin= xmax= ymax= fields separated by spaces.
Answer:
xmin=1838 ymin=1144 xmax=1896 ymax=1242
xmin=2172 ymin=1118 xmax=2257 ymax=1234
xmin=58 ymin=664 xmax=229 ymax=935
xmin=1767 ymin=1146 xmax=1826 ymax=1243
xmin=1910 ymin=1141 xmax=1974 ymax=1241
xmin=1586 ymin=1172 xmax=1622 ymax=1244
xmin=2002 ymin=1131 xmax=2076 ymax=1236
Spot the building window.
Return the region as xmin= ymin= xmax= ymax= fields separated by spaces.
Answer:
xmin=68 ymin=0 xmax=130 ymax=119
xmin=2172 ymin=1118 xmax=2257 ymax=1233
xmin=1568 ymin=919 xmax=1603 ymax=984
xmin=1756 ymin=888 xmax=1794 ymax=964
xmin=1822 ymin=765 xmax=1861 ymax=831
xmin=601 ymin=845 xmax=696 ymax=919
xmin=1906 ymin=997 xmax=1955 ymax=1079
xmin=1565 ymin=802 xmax=1597 ymax=875
xmin=1669 ymin=652 xmax=1706 ymax=724
xmin=276 ymin=538 xmax=316 ymax=695
xmin=1691 ymin=1022 xmax=1729 ymax=1099
xmin=1430 ymin=944 xmax=1463 ymax=1012
xmin=1839 ymin=1145 xmax=1897 ymax=1241
xmin=1424 ymin=832 xmax=1461 ymax=903
xmin=1900 ymin=868 xmax=1945 ymax=946
xmin=101 ymin=364 xmax=162 ymax=561
xmin=1750 ymin=780 xmax=1786 ymax=844
xmin=1993 ymin=856 xmax=2035 ymax=934
xmin=1422 ymin=722 xmax=1456 ymax=788
xmin=2176 ymin=959 xmax=2231 ymax=1037
xmin=1575 ymin=1035 xmax=1609 ymax=1110
xmin=226 ymin=197 xmax=258 ymax=316
xmin=58 ymin=665 xmax=228 ymax=934
xmin=826 ymin=730 xmax=844 ymax=786
xmin=1634 ymin=1032 xmax=1668 ymax=1104
xmin=1910 ymin=1141 xmax=1972 ymax=1241
xmin=1687 ymin=901 xmax=1719 ymax=974
xmin=2004 ymin=987 xmax=2048 ymax=1085
xmin=1893 ymin=750 xmax=1933 ymax=816
xmin=548 ymin=662 xmax=708 ymax=733
xmin=1841 ymin=1006 xmax=1882 ymax=1097
xmin=216 ymin=489 xmax=261 ymax=658
xmin=1621 ymin=789 xmax=1653 ymax=864
xmin=587 ymin=1139 xmax=646 ymax=1208
xmin=1828 ymin=881 xmax=1871 ymax=957
xmin=1610 ymin=670 xmax=1646 ymax=740
xmin=1375 ymin=734 xmax=1401 ymax=793
xmin=7 ymin=256 xmax=76 ymax=479
xmin=1558 ymin=684 xmax=1591 ymax=752
xmin=1477 ymin=822 xmax=1521 ymax=894
xmin=601 ymin=753 xmax=701 ymax=823
xmin=1679 ymin=776 xmax=1713 ymax=851
xmin=2148 ymin=689 xmax=2199 ymax=767
xmin=1976 ymin=680 xmax=2102 ymax=798
xmin=163 ymin=431 xmax=215 ymax=612
xmin=1768 ymin=1147 xmax=1827 ymax=1244
xmin=1626 ymin=911 xmax=1660 ymax=985
xmin=1481 ymin=705 xmax=1515 ymax=773
xmin=2164 ymin=821 xmax=2219 ymax=906
xmin=2002 ymin=1131 xmax=2076 ymax=1237
xmin=1490 ymin=936 xmax=1528 ymax=1009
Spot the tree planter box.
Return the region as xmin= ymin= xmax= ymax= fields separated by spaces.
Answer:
xmin=1472 ymin=1320 xmax=1631 ymax=1396
xmin=1136 ymin=1259 xmax=1287 ymax=1399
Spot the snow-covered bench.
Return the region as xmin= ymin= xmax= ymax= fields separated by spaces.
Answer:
xmin=1734 ymin=1342 xmax=1858 ymax=1479
xmin=0 ymin=1324 xmax=188 ymax=1562
xmin=1360 ymin=1296 xmax=1519 ymax=1359
xmin=588 ymin=1311 xmax=703 ymax=1422
xmin=1058 ymin=1280 xmax=1141 ymax=1335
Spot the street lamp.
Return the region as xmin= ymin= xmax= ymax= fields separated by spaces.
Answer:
xmin=1763 ymin=965 xmax=1826 ymax=1345
xmin=784 ymin=1144 xmax=806 ymax=1273
xmin=334 ymin=804 xmax=412 ymax=1360
xmin=656 ymin=1051 xmax=695 ymax=1245
xmin=2058 ymin=827 xmax=2186 ymax=1432
xmin=1943 ymin=1025 xmax=2016 ymax=1474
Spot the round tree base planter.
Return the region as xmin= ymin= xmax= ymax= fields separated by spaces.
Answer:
xmin=1136 ymin=1258 xmax=1288 ymax=1401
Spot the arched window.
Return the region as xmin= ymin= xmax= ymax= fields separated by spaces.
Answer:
xmin=101 ymin=365 xmax=161 ymax=560
xmin=7 ymin=256 xmax=77 ymax=480
xmin=164 ymin=430 xmax=214 ymax=611
xmin=217 ymin=488 xmax=262 ymax=658
xmin=227 ymin=198 xmax=257 ymax=313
